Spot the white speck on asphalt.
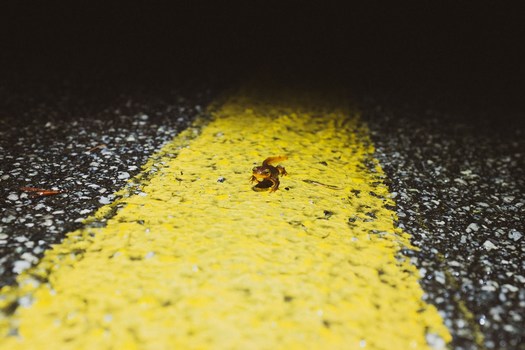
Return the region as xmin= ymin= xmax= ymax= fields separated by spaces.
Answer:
xmin=454 ymin=178 xmax=468 ymax=186
xmin=117 ymin=172 xmax=130 ymax=180
xmin=509 ymin=229 xmax=522 ymax=241
xmin=34 ymin=203 xmax=46 ymax=210
xmin=483 ymin=240 xmax=498 ymax=251
xmin=20 ymin=252 xmax=38 ymax=264
xmin=466 ymin=223 xmax=479 ymax=232
xmin=434 ymin=271 xmax=446 ymax=284
xmin=7 ymin=193 xmax=19 ymax=201
xmin=12 ymin=260 xmax=31 ymax=273
xmin=502 ymin=284 xmax=519 ymax=293
xmin=426 ymin=333 xmax=446 ymax=350
xmin=99 ymin=196 xmax=111 ymax=204
xmin=365 ymin=96 xmax=524 ymax=349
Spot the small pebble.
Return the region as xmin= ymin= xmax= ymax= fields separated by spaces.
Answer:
xmin=118 ymin=172 xmax=130 ymax=180
xmin=483 ymin=240 xmax=498 ymax=251
xmin=7 ymin=193 xmax=19 ymax=201
xmin=509 ymin=230 xmax=522 ymax=241
xmin=99 ymin=196 xmax=111 ymax=204
xmin=12 ymin=260 xmax=31 ymax=274
xmin=466 ymin=223 xmax=479 ymax=232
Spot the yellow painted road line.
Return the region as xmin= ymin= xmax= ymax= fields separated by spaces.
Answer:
xmin=0 ymin=88 xmax=451 ymax=349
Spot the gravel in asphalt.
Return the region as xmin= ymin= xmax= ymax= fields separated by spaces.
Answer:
xmin=1 ymin=75 xmax=523 ymax=349
xmin=363 ymin=95 xmax=524 ymax=350
xmin=0 ymin=77 xmax=212 ymax=288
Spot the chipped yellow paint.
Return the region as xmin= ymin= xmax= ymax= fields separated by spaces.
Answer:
xmin=0 ymin=88 xmax=451 ymax=349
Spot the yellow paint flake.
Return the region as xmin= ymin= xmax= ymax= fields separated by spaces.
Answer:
xmin=0 ymin=88 xmax=451 ymax=349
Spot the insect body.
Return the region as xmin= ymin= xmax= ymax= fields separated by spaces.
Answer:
xmin=250 ymin=156 xmax=287 ymax=192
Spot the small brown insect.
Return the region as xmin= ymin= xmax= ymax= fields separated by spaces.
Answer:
xmin=20 ymin=187 xmax=64 ymax=197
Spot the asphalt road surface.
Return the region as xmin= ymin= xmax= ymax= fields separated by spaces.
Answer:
xmin=1 ymin=77 xmax=213 ymax=287
xmin=364 ymin=93 xmax=524 ymax=349
xmin=1 ymin=74 xmax=523 ymax=349
xmin=1 ymin=2 xmax=523 ymax=349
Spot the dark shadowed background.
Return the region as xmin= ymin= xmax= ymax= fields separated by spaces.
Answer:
xmin=1 ymin=2 xmax=523 ymax=119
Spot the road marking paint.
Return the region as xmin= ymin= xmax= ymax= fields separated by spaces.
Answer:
xmin=0 ymin=88 xmax=451 ymax=349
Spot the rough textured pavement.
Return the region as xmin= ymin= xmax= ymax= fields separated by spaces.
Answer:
xmin=1 ymin=2 xmax=523 ymax=349
xmin=0 ymin=76 xmax=212 ymax=287
xmin=364 ymin=95 xmax=524 ymax=349
xmin=1 ymin=79 xmax=523 ymax=348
